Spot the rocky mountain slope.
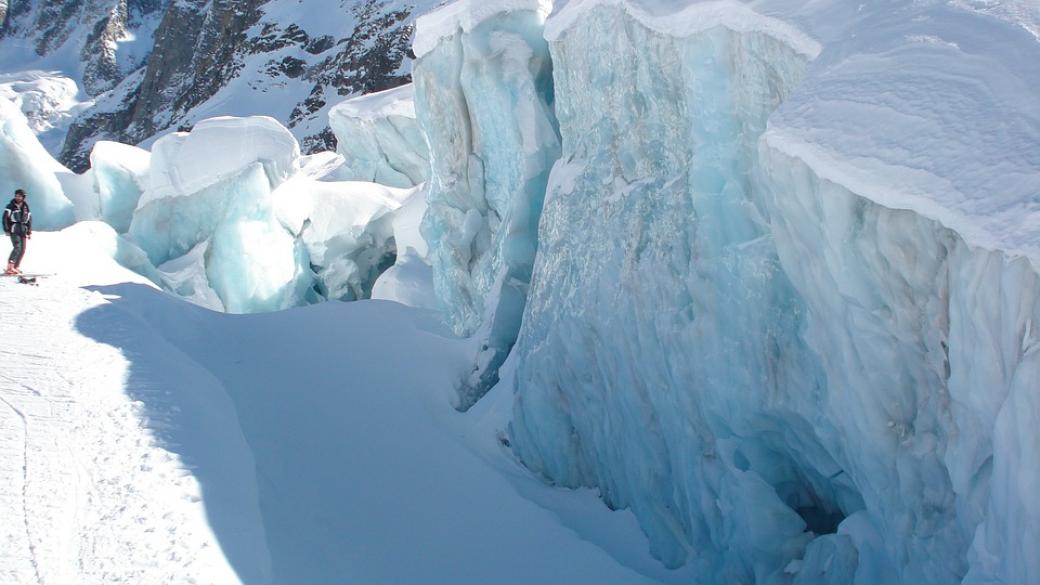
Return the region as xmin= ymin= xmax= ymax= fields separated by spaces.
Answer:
xmin=0 ymin=0 xmax=428 ymax=171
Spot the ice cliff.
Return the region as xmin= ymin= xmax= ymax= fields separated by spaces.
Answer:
xmin=127 ymin=116 xmax=412 ymax=312
xmin=412 ymin=0 xmax=1040 ymax=583
xmin=412 ymin=0 xmax=560 ymax=407
xmin=329 ymin=84 xmax=429 ymax=188
xmin=0 ymin=97 xmax=77 ymax=228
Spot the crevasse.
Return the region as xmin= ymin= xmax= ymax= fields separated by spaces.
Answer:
xmin=759 ymin=146 xmax=1040 ymax=585
xmin=503 ymin=4 xmax=1039 ymax=584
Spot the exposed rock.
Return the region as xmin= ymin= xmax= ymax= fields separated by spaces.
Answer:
xmin=54 ymin=0 xmax=421 ymax=171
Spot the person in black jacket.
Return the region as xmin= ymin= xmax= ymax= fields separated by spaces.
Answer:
xmin=4 ymin=189 xmax=32 ymax=275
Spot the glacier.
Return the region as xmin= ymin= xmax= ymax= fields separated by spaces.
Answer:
xmin=1 ymin=92 xmax=422 ymax=314
xmin=127 ymin=116 xmax=313 ymax=313
xmin=486 ymin=1 xmax=1040 ymax=584
xmin=90 ymin=140 xmax=150 ymax=233
xmin=128 ymin=116 xmax=412 ymax=312
xmin=0 ymin=0 xmax=1037 ymax=581
xmin=0 ymin=96 xmax=76 ymax=228
xmin=412 ymin=0 xmax=560 ymax=407
xmin=328 ymin=84 xmax=430 ymax=188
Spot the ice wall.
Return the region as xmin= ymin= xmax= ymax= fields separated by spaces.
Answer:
xmin=509 ymin=6 xmax=830 ymax=580
xmin=0 ymin=97 xmax=76 ymax=229
xmin=505 ymin=2 xmax=1040 ymax=584
xmin=273 ymin=176 xmax=411 ymax=302
xmin=329 ymin=85 xmax=430 ymax=188
xmin=128 ymin=117 xmax=313 ymax=313
xmin=124 ymin=116 xmax=414 ymax=313
xmin=413 ymin=0 xmax=560 ymax=407
xmin=90 ymin=141 xmax=150 ymax=233
xmin=759 ymin=147 xmax=1040 ymax=585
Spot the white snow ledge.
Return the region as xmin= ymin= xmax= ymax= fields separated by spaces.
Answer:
xmin=413 ymin=0 xmax=554 ymax=58
xmin=544 ymin=0 xmax=823 ymax=59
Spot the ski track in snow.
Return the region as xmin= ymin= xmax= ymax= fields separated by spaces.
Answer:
xmin=0 ymin=278 xmax=243 ymax=585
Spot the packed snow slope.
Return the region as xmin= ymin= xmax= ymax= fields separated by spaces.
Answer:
xmin=0 ymin=227 xmax=694 ymax=585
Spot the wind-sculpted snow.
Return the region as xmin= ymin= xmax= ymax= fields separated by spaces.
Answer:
xmin=328 ymin=84 xmax=429 ymax=188
xmin=413 ymin=0 xmax=560 ymax=407
xmin=140 ymin=116 xmax=301 ymax=208
xmin=507 ymin=2 xmax=1040 ymax=584
xmin=0 ymin=97 xmax=75 ymax=229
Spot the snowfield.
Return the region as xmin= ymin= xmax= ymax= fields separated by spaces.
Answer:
xmin=0 ymin=228 xmax=687 ymax=584
xmin=1 ymin=0 xmax=1039 ymax=582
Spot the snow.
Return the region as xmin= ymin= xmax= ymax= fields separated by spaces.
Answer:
xmin=330 ymin=83 xmax=418 ymax=121
xmin=0 ymin=71 xmax=89 ymax=153
xmin=273 ymin=176 xmax=410 ymax=301
xmin=544 ymin=0 xmax=822 ymax=57
xmin=1 ymin=0 xmax=1037 ymax=583
xmin=542 ymin=0 xmax=1040 ymax=265
xmin=371 ymin=187 xmax=436 ymax=308
xmin=141 ymin=116 xmax=301 ymax=208
xmin=108 ymin=114 xmax=430 ymax=313
xmin=413 ymin=0 xmax=554 ymax=57
xmin=0 ymin=227 xmax=680 ymax=585
xmin=328 ymin=84 xmax=430 ymax=187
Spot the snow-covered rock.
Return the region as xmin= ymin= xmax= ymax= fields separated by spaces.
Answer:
xmin=54 ymin=0 xmax=434 ymax=171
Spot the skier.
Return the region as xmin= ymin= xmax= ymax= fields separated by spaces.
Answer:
xmin=4 ymin=189 xmax=32 ymax=275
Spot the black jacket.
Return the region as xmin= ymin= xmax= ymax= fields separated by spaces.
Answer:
xmin=3 ymin=199 xmax=31 ymax=236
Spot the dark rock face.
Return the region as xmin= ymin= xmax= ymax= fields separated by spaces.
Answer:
xmin=51 ymin=0 xmax=418 ymax=172
xmin=129 ymin=0 xmax=263 ymax=139
xmin=1 ymin=0 xmax=167 ymax=95
xmin=288 ymin=0 xmax=414 ymax=153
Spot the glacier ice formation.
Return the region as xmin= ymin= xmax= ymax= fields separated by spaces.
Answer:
xmin=0 ymin=95 xmax=417 ymax=314
xmin=465 ymin=1 xmax=1040 ymax=584
xmin=89 ymin=141 xmax=151 ymax=233
xmin=0 ymin=97 xmax=76 ymax=229
xmin=328 ymin=84 xmax=430 ymax=188
xmin=128 ymin=116 xmax=411 ymax=313
xmin=412 ymin=0 xmax=561 ymax=407
xmin=2 ymin=0 xmax=1038 ymax=581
